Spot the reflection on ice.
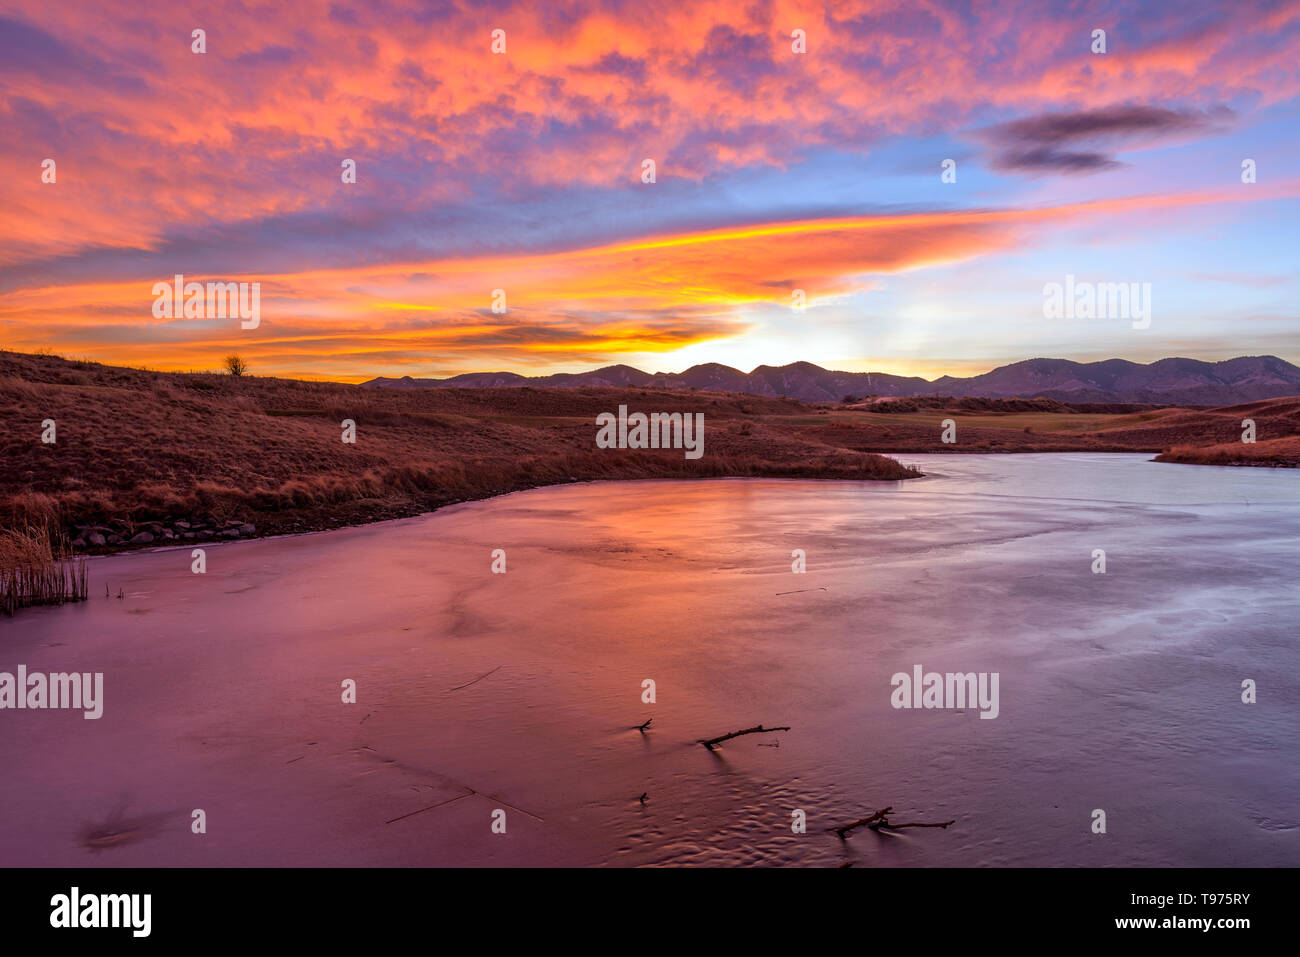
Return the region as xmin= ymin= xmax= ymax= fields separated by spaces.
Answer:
xmin=1 ymin=455 xmax=1297 ymax=866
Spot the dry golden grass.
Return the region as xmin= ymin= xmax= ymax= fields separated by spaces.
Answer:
xmin=1155 ymin=436 xmax=1300 ymax=467
xmin=0 ymin=351 xmax=918 ymax=548
xmin=3 ymin=350 xmax=1296 ymax=553
xmin=0 ymin=526 xmax=87 ymax=615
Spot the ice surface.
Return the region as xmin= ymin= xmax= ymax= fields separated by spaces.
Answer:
xmin=1 ymin=454 xmax=1296 ymax=866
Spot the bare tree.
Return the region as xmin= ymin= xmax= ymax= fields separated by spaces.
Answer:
xmin=223 ymin=355 xmax=248 ymax=376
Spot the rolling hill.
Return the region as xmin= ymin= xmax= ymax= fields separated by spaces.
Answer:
xmin=366 ymin=356 xmax=1300 ymax=406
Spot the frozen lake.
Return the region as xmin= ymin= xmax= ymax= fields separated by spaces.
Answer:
xmin=1 ymin=453 xmax=1297 ymax=866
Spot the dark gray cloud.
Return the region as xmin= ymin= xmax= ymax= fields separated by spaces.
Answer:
xmin=978 ymin=105 xmax=1234 ymax=174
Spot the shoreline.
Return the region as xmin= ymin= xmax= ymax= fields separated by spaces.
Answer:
xmin=6 ymin=351 xmax=1297 ymax=561
xmin=63 ymin=466 xmax=921 ymax=558
xmin=62 ymin=449 xmax=1300 ymax=560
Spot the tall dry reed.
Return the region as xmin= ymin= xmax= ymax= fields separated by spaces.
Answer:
xmin=0 ymin=526 xmax=88 ymax=616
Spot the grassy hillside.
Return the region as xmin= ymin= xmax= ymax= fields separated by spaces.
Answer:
xmin=2 ymin=352 xmax=1296 ymax=553
xmin=1151 ymin=399 xmax=1300 ymax=466
xmin=1 ymin=352 xmax=917 ymax=549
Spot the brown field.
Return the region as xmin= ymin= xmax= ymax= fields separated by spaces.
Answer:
xmin=1155 ymin=436 xmax=1300 ymax=467
xmin=2 ymin=351 xmax=1297 ymax=553
xmin=805 ymin=396 xmax=1300 ymax=454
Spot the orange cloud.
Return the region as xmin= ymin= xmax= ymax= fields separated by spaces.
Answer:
xmin=3 ymin=183 xmax=1289 ymax=379
xmin=3 ymin=0 xmax=1297 ymax=264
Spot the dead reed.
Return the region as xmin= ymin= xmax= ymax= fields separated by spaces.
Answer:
xmin=0 ymin=526 xmax=88 ymax=616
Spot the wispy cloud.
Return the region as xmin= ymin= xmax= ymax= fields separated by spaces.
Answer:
xmin=976 ymin=105 xmax=1235 ymax=174
xmin=2 ymin=185 xmax=1286 ymax=378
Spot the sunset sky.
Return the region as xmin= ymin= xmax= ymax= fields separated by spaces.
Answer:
xmin=1 ymin=0 xmax=1297 ymax=382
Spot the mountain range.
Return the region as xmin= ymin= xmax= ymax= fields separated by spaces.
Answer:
xmin=363 ymin=356 xmax=1300 ymax=406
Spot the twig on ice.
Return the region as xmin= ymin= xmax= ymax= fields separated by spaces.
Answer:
xmin=879 ymin=819 xmax=955 ymax=830
xmin=830 ymin=806 xmax=954 ymax=838
xmin=448 ymin=665 xmax=502 ymax=692
xmin=699 ymin=724 xmax=790 ymax=750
